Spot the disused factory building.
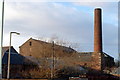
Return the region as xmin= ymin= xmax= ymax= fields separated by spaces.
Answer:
xmin=19 ymin=38 xmax=76 ymax=58
xmin=19 ymin=8 xmax=115 ymax=71
xmin=76 ymin=8 xmax=115 ymax=70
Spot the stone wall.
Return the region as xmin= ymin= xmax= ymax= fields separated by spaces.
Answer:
xmin=20 ymin=38 xmax=76 ymax=58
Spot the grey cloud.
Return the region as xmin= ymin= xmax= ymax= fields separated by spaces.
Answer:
xmin=3 ymin=2 xmax=118 ymax=59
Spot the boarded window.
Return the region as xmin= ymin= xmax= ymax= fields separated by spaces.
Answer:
xmin=29 ymin=42 xmax=32 ymax=46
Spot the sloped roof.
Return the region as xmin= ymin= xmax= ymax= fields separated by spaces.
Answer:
xmin=2 ymin=46 xmax=35 ymax=65
xmin=24 ymin=56 xmax=40 ymax=65
xmin=2 ymin=46 xmax=18 ymax=57
xmin=2 ymin=52 xmax=25 ymax=65
xmin=2 ymin=46 xmax=25 ymax=65
xmin=19 ymin=38 xmax=76 ymax=53
xmin=2 ymin=52 xmax=37 ymax=65
xmin=103 ymin=52 xmax=114 ymax=59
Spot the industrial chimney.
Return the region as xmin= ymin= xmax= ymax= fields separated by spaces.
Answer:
xmin=94 ymin=8 xmax=102 ymax=53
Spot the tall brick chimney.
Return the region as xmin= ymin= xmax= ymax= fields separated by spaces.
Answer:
xmin=94 ymin=8 xmax=102 ymax=53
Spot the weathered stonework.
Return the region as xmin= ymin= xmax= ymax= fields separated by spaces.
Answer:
xmin=19 ymin=38 xmax=76 ymax=58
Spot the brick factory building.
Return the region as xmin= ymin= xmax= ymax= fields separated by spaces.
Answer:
xmin=75 ymin=8 xmax=115 ymax=70
xmin=19 ymin=8 xmax=115 ymax=72
xmin=19 ymin=38 xmax=76 ymax=58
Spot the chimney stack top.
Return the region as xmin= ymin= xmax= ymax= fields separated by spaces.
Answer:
xmin=95 ymin=8 xmax=101 ymax=10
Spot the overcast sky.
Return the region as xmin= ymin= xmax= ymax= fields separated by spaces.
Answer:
xmin=0 ymin=0 xmax=119 ymax=59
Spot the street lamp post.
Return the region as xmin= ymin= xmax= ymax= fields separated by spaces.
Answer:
xmin=7 ymin=32 xmax=20 ymax=79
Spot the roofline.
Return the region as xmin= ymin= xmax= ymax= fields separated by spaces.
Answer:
xmin=78 ymin=52 xmax=93 ymax=53
xmin=19 ymin=38 xmax=76 ymax=52
xmin=103 ymin=52 xmax=114 ymax=59
xmin=2 ymin=46 xmax=18 ymax=56
xmin=3 ymin=46 xmax=13 ymax=48
xmin=78 ymin=52 xmax=114 ymax=59
xmin=19 ymin=37 xmax=32 ymax=48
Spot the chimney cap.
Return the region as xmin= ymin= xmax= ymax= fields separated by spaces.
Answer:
xmin=95 ymin=8 xmax=101 ymax=10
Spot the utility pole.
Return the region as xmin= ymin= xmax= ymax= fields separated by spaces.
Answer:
xmin=0 ymin=0 xmax=5 ymax=78
xmin=51 ymin=41 xmax=55 ymax=79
